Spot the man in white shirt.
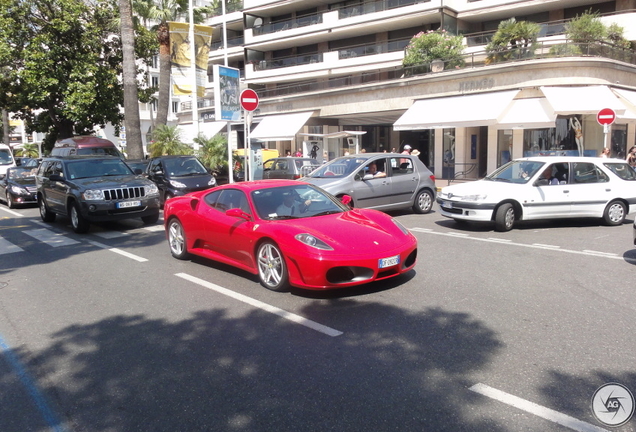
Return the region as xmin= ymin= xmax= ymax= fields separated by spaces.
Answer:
xmin=276 ymin=193 xmax=311 ymax=216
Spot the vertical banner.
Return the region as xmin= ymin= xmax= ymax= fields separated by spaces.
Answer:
xmin=169 ymin=22 xmax=212 ymax=97
xmin=213 ymin=65 xmax=241 ymax=121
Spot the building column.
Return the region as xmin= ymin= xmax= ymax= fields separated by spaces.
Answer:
xmin=486 ymin=126 xmax=498 ymax=175
xmin=512 ymin=129 xmax=524 ymax=159
xmin=434 ymin=129 xmax=444 ymax=179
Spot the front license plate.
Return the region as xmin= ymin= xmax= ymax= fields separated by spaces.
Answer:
xmin=117 ymin=200 xmax=141 ymax=208
xmin=379 ymin=254 xmax=400 ymax=268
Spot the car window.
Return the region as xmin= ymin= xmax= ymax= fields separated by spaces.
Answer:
xmin=486 ymin=160 xmax=543 ymax=184
xmin=0 ymin=149 xmax=13 ymax=165
xmin=215 ymin=189 xmax=250 ymax=213
xmin=164 ymin=158 xmax=207 ymax=176
xmin=307 ymin=157 xmax=364 ymax=178
xmin=66 ymin=159 xmax=132 ymax=179
xmin=273 ymin=160 xmax=288 ymax=170
xmin=204 ymin=190 xmax=221 ymax=208
xmin=251 ymin=184 xmax=346 ymax=220
xmin=390 ymin=157 xmax=413 ymax=176
xmin=604 ymin=162 xmax=636 ymax=180
xmin=263 ymin=159 xmax=275 ymax=171
xmin=572 ymin=162 xmax=608 ymax=183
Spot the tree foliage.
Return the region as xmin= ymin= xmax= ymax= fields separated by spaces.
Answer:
xmin=148 ymin=124 xmax=193 ymax=157
xmin=0 ymin=0 xmax=126 ymax=150
xmin=565 ymin=10 xmax=631 ymax=49
xmin=486 ymin=18 xmax=541 ymax=63
xmin=403 ymin=30 xmax=465 ymax=71
xmin=194 ymin=133 xmax=228 ymax=170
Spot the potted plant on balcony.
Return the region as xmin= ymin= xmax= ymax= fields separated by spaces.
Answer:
xmin=403 ymin=29 xmax=465 ymax=76
xmin=485 ymin=18 xmax=540 ymax=64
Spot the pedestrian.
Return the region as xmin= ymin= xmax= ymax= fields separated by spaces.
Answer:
xmin=401 ymin=144 xmax=412 ymax=155
xmin=627 ymin=146 xmax=636 ymax=167
xmin=600 ymin=147 xmax=610 ymax=158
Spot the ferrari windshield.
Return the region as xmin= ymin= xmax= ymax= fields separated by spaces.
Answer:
xmin=252 ymin=184 xmax=348 ymax=220
xmin=485 ymin=160 xmax=545 ymax=184
xmin=305 ymin=157 xmax=367 ymax=179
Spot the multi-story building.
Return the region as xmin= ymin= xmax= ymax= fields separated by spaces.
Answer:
xmin=180 ymin=0 xmax=636 ymax=181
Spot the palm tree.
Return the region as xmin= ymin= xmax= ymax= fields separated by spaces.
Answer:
xmin=194 ymin=133 xmax=227 ymax=170
xmin=148 ymin=124 xmax=193 ymax=156
xmin=120 ymin=0 xmax=144 ymax=159
xmin=17 ymin=142 xmax=39 ymax=158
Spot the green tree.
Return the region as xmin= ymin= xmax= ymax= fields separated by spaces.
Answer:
xmin=148 ymin=124 xmax=193 ymax=156
xmin=565 ymin=10 xmax=606 ymax=44
xmin=486 ymin=18 xmax=540 ymax=63
xmin=194 ymin=133 xmax=228 ymax=170
xmin=0 ymin=0 xmax=125 ymax=149
xmin=15 ymin=142 xmax=39 ymax=158
xmin=403 ymin=29 xmax=465 ymax=72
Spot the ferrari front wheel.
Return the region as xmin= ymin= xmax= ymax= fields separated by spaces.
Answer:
xmin=257 ymin=241 xmax=289 ymax=292
xmin=168 ymin=218 xmax=190 ymax=259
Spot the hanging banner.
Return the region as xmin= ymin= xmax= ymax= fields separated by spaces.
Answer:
xmin=168 ymin=22 xmax=213 ymax=97
xmin=213 ymin=65 xmax=241 ymax=121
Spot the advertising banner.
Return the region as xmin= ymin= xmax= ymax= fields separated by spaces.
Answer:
xmin=213 ymin=65 xmax=241 ymax=121
xmin=168 ymin=22 xmax=213 ymax=97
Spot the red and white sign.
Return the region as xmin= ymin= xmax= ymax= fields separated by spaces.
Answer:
xmin=597 ymin=108 xmax=616 ymax=126
xmin=240 ymin=89 xmax=259 ymax=112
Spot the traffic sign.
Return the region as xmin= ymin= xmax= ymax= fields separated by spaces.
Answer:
xmin=240 ymin=89 xmax=259 ymax=112
xmin=597 ymin=108 xmax=616 ymax=126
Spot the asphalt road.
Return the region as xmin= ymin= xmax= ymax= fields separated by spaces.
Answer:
xmin=0 ymin=203 xmax=635 ymax=432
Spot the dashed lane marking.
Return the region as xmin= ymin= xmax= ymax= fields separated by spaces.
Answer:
xmin=469 ymin=383 xmax=609 ymax=432
xmin=23 ymin=228 xmax=80 ymax=248
xmin=85 ymin=240 xmax=148 ymax=262
xmin=143 ymin=225 xmax=165 ymax=232
xmin=176 ymin=273 xmax=343 ymax=337
xmin=0 ymin=236 xmax=24 ymax=254
xmin=410 ymin=228 xmax=632 ymax=262
xmin=0 ymin=207 xmax=24 ymax=217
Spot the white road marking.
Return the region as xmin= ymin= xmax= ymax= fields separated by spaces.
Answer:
xmin=143 ymin=225 xmax=165 ymax=232
xmin=176 ymin=273 xmax=343 ymax=337
xmin=85 ymin=240 xmax=148 ymax=262
xmin=410 ymin=228 xmax=631 ymax=262
xmin=23 ymin=228 xmax=80 ymax=247
xmin=469 ymin=383 xmax=609 ymax=432
xmin=0 ymin=207 xmax=23 ymax=217
xmin=487 ymin=238 xmax=512 ymax=242
xmin=92 ymin=231 xmax=129 ymax=239
xmin=0 ymin=237 xmax=24 ymax=254
xmin=532 ymin=243 xmax=560 ymax=249
xmin=582 ymin=250 xmax=618 ymax=257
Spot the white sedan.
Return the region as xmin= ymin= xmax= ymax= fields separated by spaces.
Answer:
xmin=437 ymin=156 xmax=636 ymax=231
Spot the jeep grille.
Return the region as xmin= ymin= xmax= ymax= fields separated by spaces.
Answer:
xmin=103 ymin=187 xmax=146 ymax=200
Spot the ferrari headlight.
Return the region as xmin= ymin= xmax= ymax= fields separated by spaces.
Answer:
xmin=83 ymin=189 xmax=104 ymax=200
xmin=295 ymin=233 xmax=333 ymax=250
xmin=169 ymin=179 xmax=187 ymax=188
xmin=391 ymin=218 xmax=410 ymax=235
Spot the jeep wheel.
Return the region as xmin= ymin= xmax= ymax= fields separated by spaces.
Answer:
xmin=69 ymin=202 xmax=90 ymax=233
xmin=39 ymin=196 xmax=56 ymax=222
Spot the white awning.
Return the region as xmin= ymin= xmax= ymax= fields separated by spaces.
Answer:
xmin=495 ymin=98 xmax=556 ymax=129
xmin=393 ymin=90 xmax=519 ymax=130
xmin=612 ymin=88 xmax=636 ymax=123
xmin=298 ymin=131 xmax=367 ymax=139
xmin=540 ymin=85 xmax=626 ymax=115
xmin=177 ymin=121 xmax=227 ymax=143
xmin=251 ymin=111 xmax=314 ymax=141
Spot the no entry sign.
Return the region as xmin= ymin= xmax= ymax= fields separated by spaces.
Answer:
xmin=240 ymin=89 xmax=259 ymax=112
xmin=597 ymin=108 xmax=616 ymax=126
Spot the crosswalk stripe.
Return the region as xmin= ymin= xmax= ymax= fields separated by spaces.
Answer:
xmin=23 ymin=228 xmax=80 ymax=247
xmin=0 ymin=237 xmax=24 ymax=255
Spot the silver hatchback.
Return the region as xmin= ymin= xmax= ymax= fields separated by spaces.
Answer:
xmin=302 ymin=153 xmax=436 ymax=213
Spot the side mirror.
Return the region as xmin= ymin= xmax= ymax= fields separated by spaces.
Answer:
xmin=226 ymin=208 xmax=251 ymax=221
xmin=340 ymin=195 xmax=352 ymax=206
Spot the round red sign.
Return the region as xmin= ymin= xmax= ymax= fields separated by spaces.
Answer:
xmin=240 ymin=89 xmax=259 ymax=112
xmin=597 ymin=108 xmax=616 ymax=126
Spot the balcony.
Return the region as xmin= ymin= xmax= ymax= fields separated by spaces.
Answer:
xmin=254 ymin=53 xmax=323 ymax=71
xmin=338 ymin=0 xmax=430 ymax=19
xmin=252 ymin=13 xmax=323 ymax=36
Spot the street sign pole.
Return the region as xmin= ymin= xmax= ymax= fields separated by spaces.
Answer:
xmin=240 ymin=89 xmax=259 ymax=182
xmin=597 ymin=108 xmax=616 ymax=151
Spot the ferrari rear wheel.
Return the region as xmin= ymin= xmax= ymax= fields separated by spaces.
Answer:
xmin=257 ymin=241 xmax=289 ymax=292
xmin=168 ymin=218 xmax=190 ymax=259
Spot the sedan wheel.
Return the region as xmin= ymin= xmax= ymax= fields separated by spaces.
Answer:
xmin=6 ymin=192 xmax=14 ymax=209
xmin=257 ymin=242 xmax=289 ymax=292
xmin=413 ymin=189 xmax=433 ymax=214
xmin=168 ymin=218 xmax=189 ymax=259
xmin=603 ymin=200 xmax=626 ymax=226
xmin=494 ymin=203 xmax=515 ymax=232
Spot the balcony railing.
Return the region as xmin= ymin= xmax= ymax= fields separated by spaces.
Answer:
xmin=253 ymin=13 xmax=323 ymax=36
xmin=338 ymin=38 xmax=410 ymax=59
xmin=254 ymin=41 xmax=636 ymax=98
xmin=254 ymin=53 xmax=323 ymax=71
xmin=338 ymin=0 xmax=430 ymax=19
xmin=211 ymin=36 xmax=244 ymax=50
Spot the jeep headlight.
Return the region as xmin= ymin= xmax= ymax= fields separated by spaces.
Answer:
xmin=145 ymin=183 xmax=159 ymax=195
xmin=169 ymin=179 xmax=187 ymax=188
xmin=83 ymin=189 xmax=104 ymax=200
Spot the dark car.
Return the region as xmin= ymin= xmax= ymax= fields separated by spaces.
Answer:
xmin=36 ymin=156 xmax=160 ymax=233
xmin=125 ymin=159 xmax=150 ymax=174
xmin=145 ymin=155 xmax=217 ymax=205
xmin=302 ymin=153 xmax=437 ymax=214
xmin=261 ymin=157 xmax=320 ymax=180
xmin=0 ymin=166 xmax=38 ymax=208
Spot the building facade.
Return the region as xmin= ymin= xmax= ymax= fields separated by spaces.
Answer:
xmin=180 ymin=0 xmax=636 ymax=181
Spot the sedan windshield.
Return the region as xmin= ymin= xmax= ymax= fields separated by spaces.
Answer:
xmin=252 ymin=184 xmax=347 ymax=220
xmin=305 ymin=157 xmax=366 ymax=178
xmin=164 ymin=158 xmax=208 ymax=176
xmin=7 ymin=167 xmax=36 ymax=180
xmin=485 ymin=160 xmax=545 ymax=184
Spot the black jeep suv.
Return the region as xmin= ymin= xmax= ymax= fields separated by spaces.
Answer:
xmin=36 ymin=156 xmax=161 ymax=233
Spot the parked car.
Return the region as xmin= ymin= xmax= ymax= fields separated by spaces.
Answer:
xmin=164 ymin=180 xmax=417 ymax=292
xmin=51 ymin=136 xmax=123 ymax=157
xmin=36 ymin=156 xmax=160 ymax=233
xmin=145 ymin=155 xmax=217 ymax=206
xmin=437 ymin=156 xmax=636 ymax=231
xmin=0 ymin=143 xmax=16 ymax=177
xmin=15 ymin=157 xmax=40 ymax=168
xmin=262 ymin=157 xmax=320 ymax=180
xmin=0 ymin=166 xmax=38 ymax=208
xmin=124 ymin=159 xmax=150 ymax=174
xmin=302 ymin=153 xmax=436 ymax=214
